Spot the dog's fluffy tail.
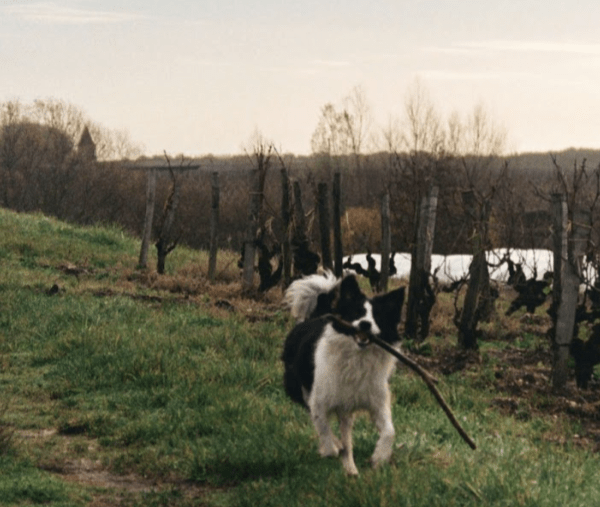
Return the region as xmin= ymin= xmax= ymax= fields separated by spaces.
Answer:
xmin=283 ymin=270 xmax=340 ymax=322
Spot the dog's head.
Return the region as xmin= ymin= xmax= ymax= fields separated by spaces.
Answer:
xmin=330 ymin=275 xmax=405 ymax=345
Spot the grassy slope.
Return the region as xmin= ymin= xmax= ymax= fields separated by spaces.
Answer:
xmin=0 ymin=208 xmax=599 ymax=506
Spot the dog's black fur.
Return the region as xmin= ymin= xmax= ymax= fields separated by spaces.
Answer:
xmin=281 ymin=273 xmax=405 ymax=475
xmin=282 ymin=276 xmax=405 ymax=408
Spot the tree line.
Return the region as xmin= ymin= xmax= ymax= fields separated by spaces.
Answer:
xmin=1 ymin=91 xmax=600 ymax=264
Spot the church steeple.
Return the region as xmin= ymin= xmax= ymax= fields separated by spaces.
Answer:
xmin=77 ymin=125 xmax=96 ymax=161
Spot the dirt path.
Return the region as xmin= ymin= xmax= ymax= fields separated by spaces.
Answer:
xmin=17 ymin=428 xmax=211 ymax=506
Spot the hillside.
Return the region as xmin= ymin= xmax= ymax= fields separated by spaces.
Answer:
xmin=2 ymin=208 xmax=600 ymax=506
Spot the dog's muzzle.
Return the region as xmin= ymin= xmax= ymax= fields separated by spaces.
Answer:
xmin=353 ymin=330 xmax=372 ymax=349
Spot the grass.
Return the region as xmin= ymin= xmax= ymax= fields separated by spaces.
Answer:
xmin=1 ymin=207 xmax=600 ymax=506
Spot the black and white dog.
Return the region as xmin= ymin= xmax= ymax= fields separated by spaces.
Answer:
xmin=281 ymin=271 xmax=405 ymax=475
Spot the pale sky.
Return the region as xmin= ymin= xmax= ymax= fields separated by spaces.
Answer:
xmin=2 ymin=0 xmax=600 ymax=156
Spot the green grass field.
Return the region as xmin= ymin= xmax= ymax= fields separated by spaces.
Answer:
xmin=1 ymin=208 xmax=600 ymax=506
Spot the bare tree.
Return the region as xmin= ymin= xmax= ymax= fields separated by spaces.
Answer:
xmin=89 ymin=125 xmax=142 ymax=161
xmin=312 ymin=104 xmax=340 ymax=155
xmin=402 ymin=77 xmax=445 ymax=156
xmin=380 ymin=115 xmax=403 ymax=171
xmin=0 ymin=116 xmax=73 ymax=211
xmin=30 ymin=98 xmax=86 ymax=144
xmin=0 ymin=96 xmax=148 ymax=237
xmin=341 ymin=85 xmax=373 ymax=157
xmin=451 ymin=104 xmax=509 ymax=350
xmin=155 ymin=153 xmax=184 ymax=275
xmin=446 ymin=110 xmax=467 ymax=155
xmin=450 ymin=101 xmax=507 ymax=183
xmin=0 ymin=100 xmax=34 ymax=207
xmin=241 ymin=130 xmax=275 ymax=291
xmin=310 ymin=85 xmax=373 ymax=168
xmin=382 ymin=85 xmax=510 ymax=348
xmin=385 ymin=79 xmax=449 ymax=254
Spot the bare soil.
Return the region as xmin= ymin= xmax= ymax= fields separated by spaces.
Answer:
xmin=18 ymin=427 xmax=215 ymax=506
xmin=414 ymin=329 xmax=600 ymax=452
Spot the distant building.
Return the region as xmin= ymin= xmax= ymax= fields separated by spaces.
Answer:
xmin=77 ymin=125 xmax=96 ymax=161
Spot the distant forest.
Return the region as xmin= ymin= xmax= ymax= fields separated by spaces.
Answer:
xmin=150 ymin=147 xmax=600 ymax=177
xmin=2 ymin=97 xmax=600 ymax=259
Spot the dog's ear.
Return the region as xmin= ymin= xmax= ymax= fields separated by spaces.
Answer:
xmin=374 ymin=286 xmax=405 ymax=325
xmin=311 ymin=291 xmax=336 ymax=318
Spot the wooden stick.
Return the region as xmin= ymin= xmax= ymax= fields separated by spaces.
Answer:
xmin=328 ymin=316 xmax=477 ymax=450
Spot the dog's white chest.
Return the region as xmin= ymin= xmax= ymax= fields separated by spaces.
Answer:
xmin=310 ymin=325 xmax=397 ymax=411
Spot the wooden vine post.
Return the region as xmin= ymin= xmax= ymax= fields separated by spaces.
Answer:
xmin=333 ymin=172 xmax=343 ymax=278
xmin=293 ymin=181 xmax=306 ymax=240
xmin=242 ymin=168 xmax=261 ymax=291
xmin=135 ymin=157 xmax=199 ymax=273
xmin=155 ymin=168 xmax=182 ymax=275
xmin=318 ymin=182 xmax=333 ymax=271
xmin=138 ymin=168 xmax=156 ymax=269
xmin=380 ymin=193 xmax=391 ymax=293
xmin=281 ymin=167 xmax=292 ymax=288
xmin=457 ymin=189 xmax=491 ymax=350
xmin=551 ymin=193 xmax=591 ymax=389
xmin=208 ymin=171 xmax=220 ymax=283
xmin=406 ymin=185 xmax=439 ymax=339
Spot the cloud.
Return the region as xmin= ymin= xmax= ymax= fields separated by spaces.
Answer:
xmin=174 ymin=55 xmax=233 ymax=68
xmin=419 ymin=70 xmax=516 ymax=81
xmin=311 ymin=59 xmax=351 ymax=67
xmin=429 ymin=40 xmax=600 ymax=56
xmin=3 ymin=2 xmax=144 ymax=24
xmin=464 ymin=40 xmax=600 ymax=55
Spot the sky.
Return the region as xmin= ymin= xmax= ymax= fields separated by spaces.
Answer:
xmin=2 ymin=0 xmax=600 ymax=157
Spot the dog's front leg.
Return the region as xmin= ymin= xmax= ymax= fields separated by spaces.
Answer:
xmin=369 ymin=392 xmax=395 ymax=467
xmin=310 ymin=404 xmax=342 ymax=458
xmin=338 ymin=411 xmax=358 ymax=476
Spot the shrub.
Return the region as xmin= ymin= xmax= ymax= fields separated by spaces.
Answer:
xmin=342 ymin=207 xmax=381 ymax=253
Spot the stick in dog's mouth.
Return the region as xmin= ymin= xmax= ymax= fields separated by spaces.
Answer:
xmin=327 ymin=314 xmax=477 ymax=451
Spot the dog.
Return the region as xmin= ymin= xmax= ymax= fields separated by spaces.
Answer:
xmin=281 ymin=271 xmax=405 ymax=475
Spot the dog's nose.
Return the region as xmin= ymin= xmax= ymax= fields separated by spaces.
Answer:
xmin=359 ymin=321 xmax=372 ymax=332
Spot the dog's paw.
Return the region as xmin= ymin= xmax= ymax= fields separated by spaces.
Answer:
xmin=344 ymin=463 xmax=359 ymax=476
xmin=369 ymin=452 xmax=392 ymax=469
xmin=340 ymin=448 xmax=359 ymax=476
xmin=319 ymin=439 xmax=342 ymax=458
xmin=319 ymin=445 xmax=340 ymax=458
